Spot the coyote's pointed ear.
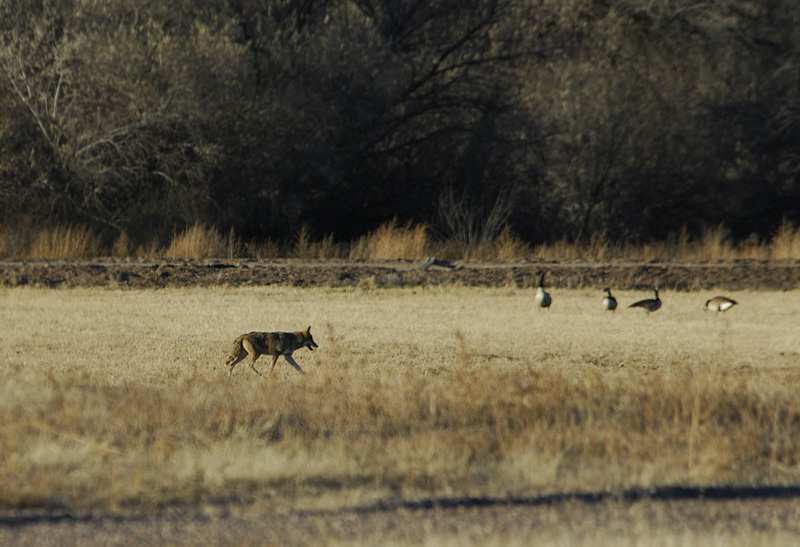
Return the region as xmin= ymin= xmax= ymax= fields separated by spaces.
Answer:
xmin=304 ymin=326 xmax=311 ymax=336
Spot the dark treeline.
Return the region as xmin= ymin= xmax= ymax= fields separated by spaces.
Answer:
xmin=1 ymin=0 xmax=799 ymax=250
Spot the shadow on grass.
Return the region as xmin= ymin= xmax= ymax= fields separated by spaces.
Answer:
xmin=3 ymin=484 xmax=800 ymax=526
xmin=341 ymin=484 xmax=800 ymax=515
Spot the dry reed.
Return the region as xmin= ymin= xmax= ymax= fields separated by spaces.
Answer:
xmin=349 ymin=218 xmax=431 ymax=260
xmin=770 ymin=218 xmax=800 ymax=259
xmin=2 ymin=219 xmax=800 ymax=261
xmin=163 ymin=223 xmax=234 ymax=259
xmin=292 ymin=226 xmax=343 ymax=259
xmin=23 ymin=224 xmax=104 ymax=259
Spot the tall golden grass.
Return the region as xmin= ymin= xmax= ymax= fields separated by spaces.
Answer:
xmin=163 ymin=223 xmax=241 ymax=259
xmin=2 ymin=218 xmax=800 ymax=261
xmin=529 ymin=223 xmax=780 ymax=262
xmin=0 ymin=223 xmax=104 ymax=259
xmin=1 ymin=286 xmax=799 ymax=513
xmin=348 ymin=218 xmax=431 ymax=260
xmin=291 ymin=225 xmax=342 ymax=259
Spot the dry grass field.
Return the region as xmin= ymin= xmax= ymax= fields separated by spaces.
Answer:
xmin=2 ymin=284 xmax=800 ymax=543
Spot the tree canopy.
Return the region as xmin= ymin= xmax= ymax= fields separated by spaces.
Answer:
xmin=2 ymin=0 xmax=798 ymax=247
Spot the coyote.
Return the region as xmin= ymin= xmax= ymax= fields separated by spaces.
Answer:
xmin=226 ymin=326 xmax=318 ymax=377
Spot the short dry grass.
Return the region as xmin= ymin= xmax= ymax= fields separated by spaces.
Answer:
xmin=1 ymin=285 xmax=799 ymax=515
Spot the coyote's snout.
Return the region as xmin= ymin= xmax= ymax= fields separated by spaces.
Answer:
xmin=225 ymin=326 xmax=318 ymax=378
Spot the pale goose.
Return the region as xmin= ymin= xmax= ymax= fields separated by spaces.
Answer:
xmin=628 ymin=288 xmax=662 ymax=315
xmin=704 ymin=296 xmax=737 ymax=313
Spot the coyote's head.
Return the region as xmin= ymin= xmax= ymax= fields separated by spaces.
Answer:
xmin=301 ymin=326 xmax=318 ymax=351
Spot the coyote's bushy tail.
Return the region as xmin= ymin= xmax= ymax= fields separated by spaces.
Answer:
xmin=225 ymin=334 xmax=245 ymax=365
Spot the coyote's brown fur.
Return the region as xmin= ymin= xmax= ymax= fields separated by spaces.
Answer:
xmin=225 ymin=326 xmax=318 ymax=377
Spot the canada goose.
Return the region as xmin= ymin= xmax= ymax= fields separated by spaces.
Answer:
xmin=628 ymin=288 xmax=661 ymax=315
xmin=602 ymin=288 xmax=617 ymax=312
xmin=704 ymin=296 xmax=737 ymax=313
xmin=534 ymin=272 xmax=552 ymax=309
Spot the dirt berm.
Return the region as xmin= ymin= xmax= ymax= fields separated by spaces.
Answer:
xmin=1 ymin=258 xmax=799 ymax=291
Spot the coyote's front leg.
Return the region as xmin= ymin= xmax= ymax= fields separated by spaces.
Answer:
xmin=282 ymin=354 xmax=304 ymax=374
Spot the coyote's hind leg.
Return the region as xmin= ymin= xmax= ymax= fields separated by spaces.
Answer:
xmin=227 ymin=349 xmax=248 ymax=377
xmin=247 ymin=353 xmax=264 ymax=377
xmin=239 ymin=338 xmax=264 ymax=377
xmin=268 ymin=354 xmax=280 ymax=376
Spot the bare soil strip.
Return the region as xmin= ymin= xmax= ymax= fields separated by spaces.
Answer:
xmin=2 ymin=258 xmax=799 ymax=290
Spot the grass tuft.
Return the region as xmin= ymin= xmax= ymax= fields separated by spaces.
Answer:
xmin=25 ymin=224 xmax=104 ymax=259
xmin=770 ymin=218 xmax=800 ymax=259
xmin=163 ymin=223 xmax=231 ymax=259
xmin=349 ymin=218 xmax=430 ymax=260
